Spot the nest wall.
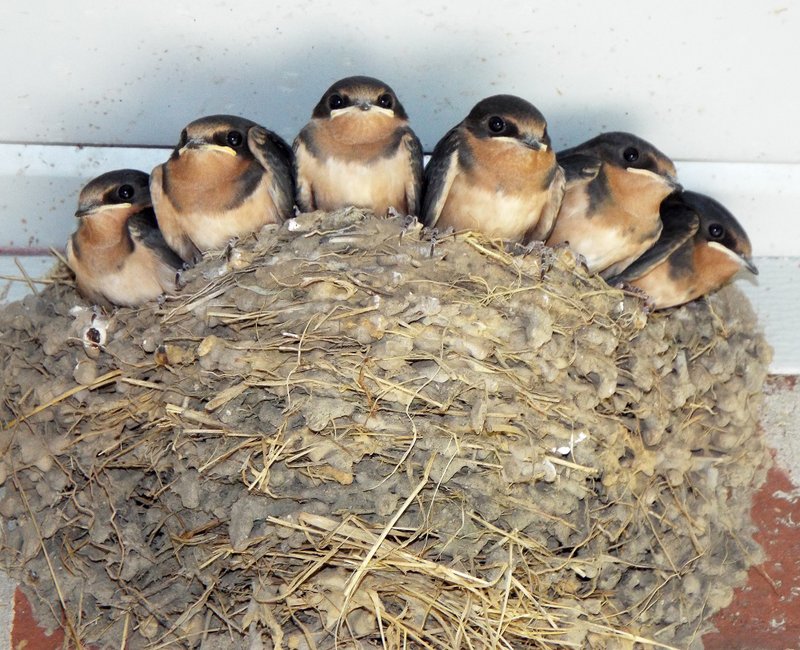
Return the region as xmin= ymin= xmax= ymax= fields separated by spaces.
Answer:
xmin=0 ymin=210 xmax=771 ymax=649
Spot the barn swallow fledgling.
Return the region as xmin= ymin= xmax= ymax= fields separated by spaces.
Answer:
xmin=150 ymin=114 xmax=295 ymax=263
xmin=545 ymin=132 xmax=680 ymax=278
xmin=608 ymin=190 xmax=757 ymax=309
xmin=421 ymin=94 xmax=564 ymax=243
xmin=66 ymin=169 xmax=184 ymax=308
xmin=293 ymin=76 xmax=423 ymax=216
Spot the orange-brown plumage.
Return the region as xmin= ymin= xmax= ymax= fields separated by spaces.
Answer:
xmin=546 ymin=132 xmax=679 ymax=277
xmin=294 ymin=76 xmax=423 ymax=216
xmin=66 ymin=169 xmax=183 ymax=308
xmin=422 ymin=94 xmax=564 ymax=243
xmin=151 ymin=114 xmax=295 ymax=263
xmin=609 ymin=190 xmax=757 ymax=309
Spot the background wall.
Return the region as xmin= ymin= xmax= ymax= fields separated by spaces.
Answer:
xmin=2 ymin=1 xmax=797 ymax=156
xmin=0 ymin=0 xmax=797 ymax=368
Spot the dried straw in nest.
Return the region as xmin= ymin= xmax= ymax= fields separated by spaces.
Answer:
xmin=0 ymin=209 xmax=771 ymax=649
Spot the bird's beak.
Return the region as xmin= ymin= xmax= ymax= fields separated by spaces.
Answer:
xmin=331 ymin=101 xmax=393 ymax=119
xmin=75 ymin=206 xmax=95 ymax=218
xmin=521 ymin=135 xmax=547 ymax=151
xmin=742 ymin=255 xmax=759 ymax=275
xmin=179 ymin=139 xmax=237 ymax=157
xmin=707 ymin=242 xmax=759 ymax=275
xmin=75 ymin=202 xmax=132 ymax=218
xmin=627 ymin=167 xmax=681 ymax=190
xmin=666 ymin=175 xmax=682 ymax=192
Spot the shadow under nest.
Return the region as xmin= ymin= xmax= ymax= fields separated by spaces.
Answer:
xmin=0 ymin=209 xmax=772 ymax=649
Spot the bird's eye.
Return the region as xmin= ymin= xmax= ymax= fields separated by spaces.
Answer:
xmin=377 ymin=93 xmax=393 ymax=109
xmin=328 ymin=93 xmax=345 ymax=110
xmin=623 ymin=147 xmax=639 ymax=162
xmin=488 ymin=116 xmax=506 ymax=134
xmin=179 ymin=129 xmax=188 ymax=145
xmin=117 ymin=184 xmax=135 ymax=200
xmin=708 ymin=223 xmax=725 ymax=239
xmin=226 ymin=130 xmax=243 ymax=147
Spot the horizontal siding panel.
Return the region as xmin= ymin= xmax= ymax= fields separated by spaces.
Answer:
xmin=1 ymin=144 xmax=798 ymax=255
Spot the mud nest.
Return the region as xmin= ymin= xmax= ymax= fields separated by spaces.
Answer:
xmin=0 ymin=210 xmax=772 ymax=649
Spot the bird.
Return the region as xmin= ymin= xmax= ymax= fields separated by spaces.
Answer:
xmin=421 ymin=94 xmax=564 ymax=243
xmin=545 ymin=131 xmax=680 ymax=278
xmin=293 ymin=75 xmax=423 ymax=216
xmin=150 ymin=114 xmax=295 ymax=263
xmin=66 ymin=169 xmax=184 ymax=308
xmin=607 ymin=190 xmax=758 ymax=309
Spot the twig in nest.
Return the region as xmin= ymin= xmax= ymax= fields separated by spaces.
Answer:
xmin=13 ymin=257 xmax=39 ymax=295
xmin=337 ymin=455 xmax=436 ymax=639
xmin=3 ymin=369 xmax=122 ymax=429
